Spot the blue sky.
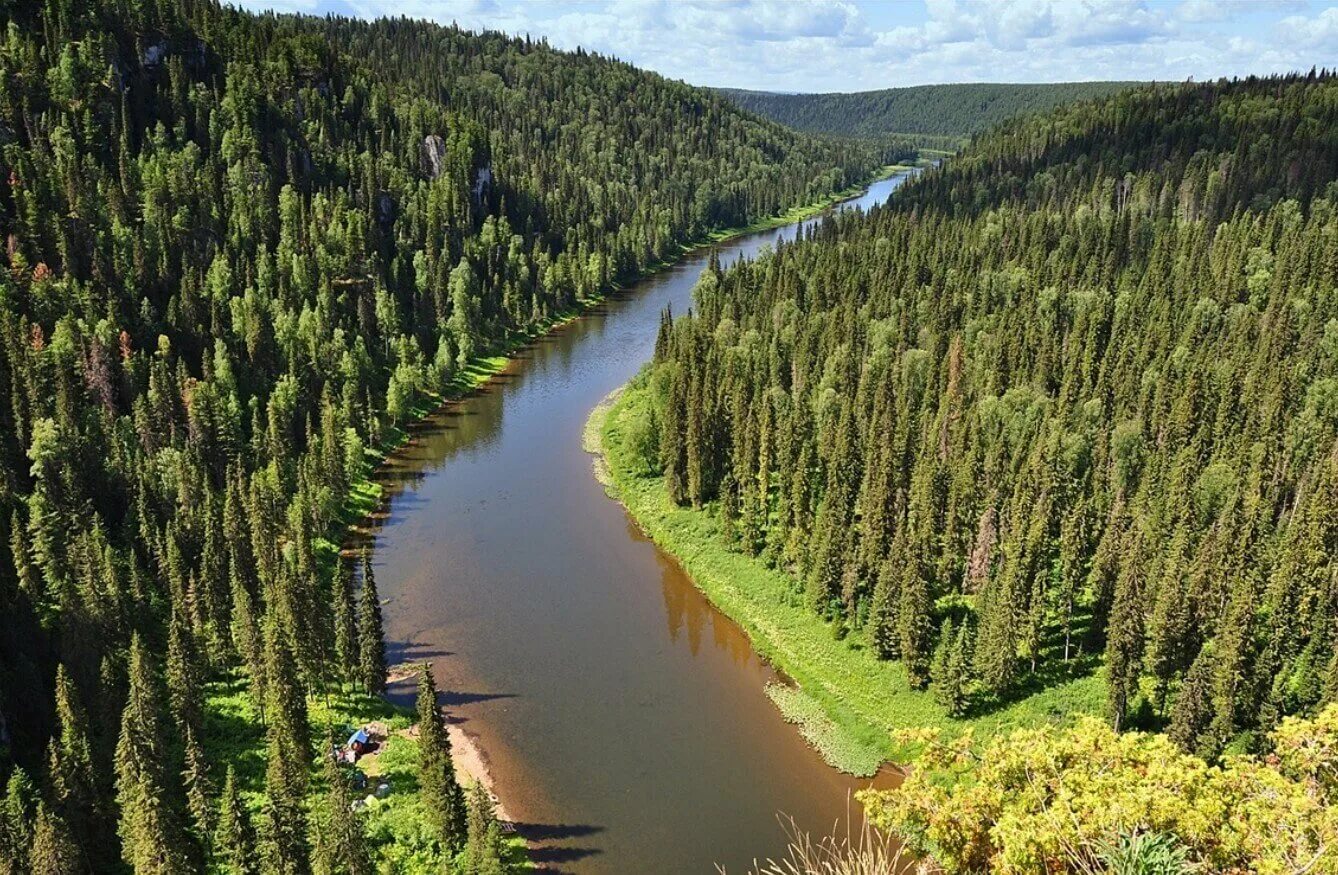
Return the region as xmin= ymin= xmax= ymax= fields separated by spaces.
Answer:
xmin=233 ymin=0 xmax=1338 ymax=92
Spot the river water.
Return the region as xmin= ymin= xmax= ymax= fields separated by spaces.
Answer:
xmin=361 ymin=172 xmax=914 ymax=873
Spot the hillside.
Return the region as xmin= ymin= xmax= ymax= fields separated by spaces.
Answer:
xmin=628 ymin=72 xmax=1338 ymax=767
xmin=0 ymin=1 xmax=879 ymax=871
xmin=717 ymin=81 xmax=1137 ymax=144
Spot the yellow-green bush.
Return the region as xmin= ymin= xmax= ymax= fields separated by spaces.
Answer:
xmin=860 ymin=706 xmax=1338 ymax=874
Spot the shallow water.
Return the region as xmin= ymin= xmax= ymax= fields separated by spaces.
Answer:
xmin=360 ymin=173 xmax=914 ymax=873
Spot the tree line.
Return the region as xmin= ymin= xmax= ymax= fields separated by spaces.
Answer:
xmin=644 ymin=72 xmax=1338 ymax=756
xmin=0 ymin=0 xmax=877 ymax=871
xmin=716 ymin=81 xmax=1136 ymax=145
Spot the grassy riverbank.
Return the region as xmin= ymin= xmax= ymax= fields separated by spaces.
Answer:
xmin=591 ymin=377 xmax=1105 ymax=775
xmin=202 ymin=677 xmax=530 ymax=872
xmin=337 ymin=162 xmax=912 ymax=538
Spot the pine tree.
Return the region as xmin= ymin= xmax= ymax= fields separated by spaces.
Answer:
xmin=215 ymin=767 xmax=259 ymax=875
xmin=27 ymin=803 xmax=80 ymax=875
xmin=416 ymin=666 xmax=467 ymax=852
xmin=114 ymin=633 xmax=193 ymax=874
xmin=357 ymin=551 xmax=387 ymax=697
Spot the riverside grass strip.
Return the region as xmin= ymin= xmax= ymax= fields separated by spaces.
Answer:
xmin=593 ymin=375 xmax=1105 ymax=773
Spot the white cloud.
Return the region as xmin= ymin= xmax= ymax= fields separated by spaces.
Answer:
xmin=245 ymin=0 xmax=1338 ymax=92
xmin=1277 ymin=5 xmax=1338 ymax=51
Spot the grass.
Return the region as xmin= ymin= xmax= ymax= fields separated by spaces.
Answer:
xmin=594 ymin=376 xmax=1105 ymax=775
xmin=203 ymin=676 xmax=529 ymax=873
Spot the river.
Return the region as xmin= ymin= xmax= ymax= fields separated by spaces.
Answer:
xmin=360 ymin=171 xmax=915 ymax=873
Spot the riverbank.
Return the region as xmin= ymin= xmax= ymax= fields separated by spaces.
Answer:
xmin=590 ymin=376 xmax=1105 ymax=775
xmin=202 ymin=676 xmax=530 ymax=871
xmin=335 ymin=162 xmax=908 ymax=535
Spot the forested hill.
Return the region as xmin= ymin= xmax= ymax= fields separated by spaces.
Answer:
xmin=717 ymin=81 xmax=1136 ymax=143
xmin=647 ymin=73 xmax=1338 ymax=760
xmin=0 ymin=0 xmax=877 ymax=871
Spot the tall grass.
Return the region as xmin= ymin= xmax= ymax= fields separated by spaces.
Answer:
xmin=724 ymin=813 xmax=921 ymax=875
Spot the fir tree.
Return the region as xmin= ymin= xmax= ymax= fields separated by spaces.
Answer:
xmin=28 ymin=803 xmax=79 ymax=875
xmin=114 ymin=634 xmax=193 ymax=874
xmin=464 ymin=782 xmax=506 ymax=875
xmin=357 ymin=551 xmax=387 ymax=697
xmin=312 ymin=749 xmax=371 ymax=875
xmin=215 ymin=767 xmax=259 ymax=875
xmin=416 ymin=666 xmax=467 ymax=852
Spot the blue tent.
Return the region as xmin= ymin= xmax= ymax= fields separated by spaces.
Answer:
xmin=347 ymin=729 xmax=369 ymax=748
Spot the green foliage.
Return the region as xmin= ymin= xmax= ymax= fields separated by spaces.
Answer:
xmin=860 ymin=706 xmax=1338 ymax=874
xmin=0 ymin=0 xmax=867 ymax=865
xmin=718 ymin=82 xmax=1135 ymax=143
xmin=598 ymin=380 xmax=1105 ymax=776
xmin=646 ymin=73 xmax=1338 ymax=754
xmin=1094 ymin=832 xmax=1188 ymax=875
xmin=415 ymin=667 xmax=466 ymax=854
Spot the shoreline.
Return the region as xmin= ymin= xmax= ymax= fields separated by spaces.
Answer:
xmin=335 ymin=166 xmax=908 ymax=846
xmin=589 ymin=378 xmax=1105 ymax=775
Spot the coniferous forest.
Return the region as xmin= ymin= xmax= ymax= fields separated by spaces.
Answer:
xmin=646 ymin=73 xmax=1338 ymax=754
xmin=0 ymin=0 xmax=881 ymax=871
xmin=716 ymin=81 xmax=1136 ymax=146
xmin=6 ymin=0 xmax=1338 ymax=872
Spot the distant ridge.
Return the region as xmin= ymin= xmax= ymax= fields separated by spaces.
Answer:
xmin=717 ymin=81 xmax=1137 ymax=143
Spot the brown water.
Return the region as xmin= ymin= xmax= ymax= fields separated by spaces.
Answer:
xmin=359 ymin=173 xmax=914 ymax=873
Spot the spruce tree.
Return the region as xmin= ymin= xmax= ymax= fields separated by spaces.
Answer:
xmin=464 ymin=782 xmax=505 ymax=875
xmin=897 ymin=563 xmax=934 ymax=690
xmin=332 ymin=560 xmax=358 ymax=688
xmin=215 ymin=767 xmax=259 ymax=875
xmin=312 ymin=749 xmax=372 ymax=875
xmin=1105 ymin=552 xmax=1147 ymax=731
xmin=416 ymin=666 xmax=467 ymax=852
xmin=0 ymin=768 xmax=36 ymax=875
xmin=357 ymin=551 xmax=387 ymax=697
xmin=183 ymin=725 xmax=215 ymax=849
xmin=166 ymin=609 xmax=204 ymax=737
xmin=114 ymin=633 xmax=192 ymax=874
xmin=27 ymin=802 xmax=79 ymax=875
xmin=46 ymin=663 xmax=106 ymax=870
xmin=259 ymin=613 xmax=311 ymax=875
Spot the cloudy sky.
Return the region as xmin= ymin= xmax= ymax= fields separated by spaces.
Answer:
xmin=233 ymin=0 xmax=1338 ymax=92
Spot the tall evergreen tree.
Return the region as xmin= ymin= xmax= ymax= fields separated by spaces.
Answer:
xmin=311 ymin=750 xmax=371 ymax=875
xmin=114 ymin=634 xmax=193 ymax=874
xmin=357 ymin=552 xmax=387 ymax=697
xmin=27 ymin=803 xmax=79 ymax=875
xmin=416 ymin=666 xmax=467 ymax=852
xmin=215 ymin=767 xmax=259 ymax=875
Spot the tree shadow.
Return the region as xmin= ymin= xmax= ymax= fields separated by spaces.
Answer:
xmin=511 ymin=822 xmax=604 ymax=841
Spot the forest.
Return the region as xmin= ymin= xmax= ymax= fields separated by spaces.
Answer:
xmin=716 ymin=81 xmax=1134 ymax=146
xmin=641 ymin=73 xmax=1338 ymax=760
xmin=0 ymin=0 xmax=881 ymax=872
